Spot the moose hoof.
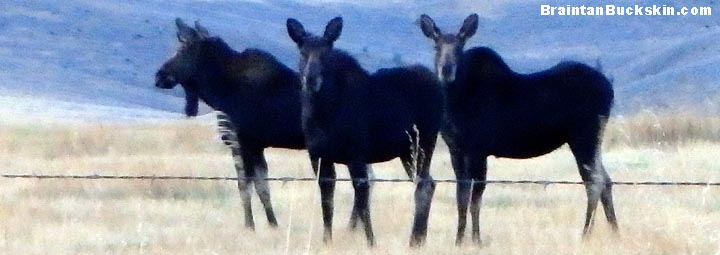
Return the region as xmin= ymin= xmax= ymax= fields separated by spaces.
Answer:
xmin=472 ymin=235 xmax=482 ymax=246
xmin=409 ymin=234 xmax=426 ymax=247
xmin=322 ymin=231 xmax=333 ymax=244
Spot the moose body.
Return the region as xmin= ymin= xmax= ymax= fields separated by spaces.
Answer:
xmin=303 ymin=64 xmax=441 ymax=164
xmin=420 ymin=14 xmax=618 ymax=245
xmin=448 ymin=48 xmax=614 ymax=158
xmin=155 ymin=19 xmax=308 ymax=229
xmin=287 ymin=17 xmax=443 ymax=246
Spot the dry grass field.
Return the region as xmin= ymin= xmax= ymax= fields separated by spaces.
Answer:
xmin=1 ymin=115 xmax=719 ymax=254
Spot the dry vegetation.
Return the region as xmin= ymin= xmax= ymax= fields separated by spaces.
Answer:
xmin=605 ymin=113 xmax=720 ymax=148
xmin=1 ymin=114 xmax=719 ymax=254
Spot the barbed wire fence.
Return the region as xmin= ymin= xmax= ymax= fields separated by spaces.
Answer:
xmin=1 ymin=173 xmax=719 ymax=187
xmin=2 ymin=171 xmax=717 ymax=252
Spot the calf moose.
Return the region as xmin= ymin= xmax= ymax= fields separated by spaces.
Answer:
xmin=155 ymin=18 xmax=309 ymax=230
xmin=419 ymin=14 xmax=618 ymax=245
xmin=287 ymin=17 xmax=444 ymax=246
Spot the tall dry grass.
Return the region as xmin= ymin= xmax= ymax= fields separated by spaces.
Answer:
xmin=0 ymin=122 xmax=223 ymax=159
xmin=0 ymin=114 xmax=718 ymax=254
xmin=605 ymin=112 xmax=720 ymax=148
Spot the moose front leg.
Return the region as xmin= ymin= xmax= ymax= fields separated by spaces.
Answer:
xmin=349 ymin=161 xmax=375 ymax=246
xmin=312 ymin=157 xmax=337 ymax=243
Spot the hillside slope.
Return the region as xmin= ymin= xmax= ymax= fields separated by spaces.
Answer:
xmin=0 ymin=0 xmax=718 ymax=121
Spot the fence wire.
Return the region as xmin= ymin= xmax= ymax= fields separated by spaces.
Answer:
xmin=1 ymin=173 xmax=719 ymax=186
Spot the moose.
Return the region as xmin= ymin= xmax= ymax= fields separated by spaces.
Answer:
xmin=155 ymin=18 xmax=310 ymax=230
xmin=155 ymin=18 xmax=428 ymax=238
xmin=418 ymin=14 xmax=619 ymax=245
xmin=286 ymin=17 xmax=444 ymax=246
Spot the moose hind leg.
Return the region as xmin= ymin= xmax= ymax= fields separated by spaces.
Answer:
xmin=349 ymin=166 xmax=375 ymax=231
xmin=594 ymin=116 xmax=618 ymax=232
xmin=580 ymin=167 xmax=602 ymax=237
xmin=217 ymin=113 xmax=255 ymax=229
xmin=569 ymin=136 xmax=608 ymax=237
xmin=598 ymin=163 xmax=619 ymax=232
xmin=349 ymin=162 xmax=375 ymax=246
xmin=253 ymin=152 xmax=278 ymax=227
xmin=231 ymin=147 xmax=254 ymax=229
xmin=410 ymin=137 xmax=437 ymax=247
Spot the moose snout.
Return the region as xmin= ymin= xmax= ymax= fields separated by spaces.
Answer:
xmin=440 ymin=64 xmax=456 ymax=83
xmin=301 ymin=74 xmax=323 ymax=92
xmin=301 ymin=63 xmax=323 ymax=92
xmin=155 ymin=71 xmax=177 ymax=89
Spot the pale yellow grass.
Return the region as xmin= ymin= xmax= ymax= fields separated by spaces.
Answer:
xmin=0 ymin=119 xmax=719 ymax=255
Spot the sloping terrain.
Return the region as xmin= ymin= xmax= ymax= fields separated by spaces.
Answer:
xmin=0 ymin=0 xmax=718 ymax=121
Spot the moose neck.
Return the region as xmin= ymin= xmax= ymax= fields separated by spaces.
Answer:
xmin=195 ymin=38 xmax=260 ymax=112
xmin=445 ymin=47 xmax=518 ymax=115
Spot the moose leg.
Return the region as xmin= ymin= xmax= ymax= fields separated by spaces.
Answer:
xmin=312 ymin=157 xmax=337 ymax=243
xmin=453 ymin=151 xmax=471 ymax=245
xmin=598 ymin=163 xmax=619 ymax=232
xmin=233 ymin=147 xmax=255 ymax=229
xmin=216 ymin=114 xmax=255 ymax=229
xmin=410 ymin=137 xmax=437 ymax=247
xmin=252 ymin=151 xmax=278 ymax=227
xmin=349 ymin=162 xmax=375 ymax=246
xmin=595 ymin=117 xmax=619 ymax=232
xmin=569 ymin=129 xmax=615 ymax=237
xmin=350 ymin=166 xmax=374 ymax=231
xmin=469 ymin=156 xmax=488 ymax=245
xmin=579 ymin=165 xmax=602 ymax=237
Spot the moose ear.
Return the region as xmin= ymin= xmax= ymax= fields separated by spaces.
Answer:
xmin=194 ymin=20 xmax=210 ymax=39
xmin=323 ymin=17 xmax=343 ymax=43
xmin=458 ymin=13 xmax=479 ymax=41
xmin=176 ymin=18 xmax=198 ymax=44
xmin=287 ymin=18 xmax=306 ymax=46
xmin=419 ymin=14 xmax=441 ymax=40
